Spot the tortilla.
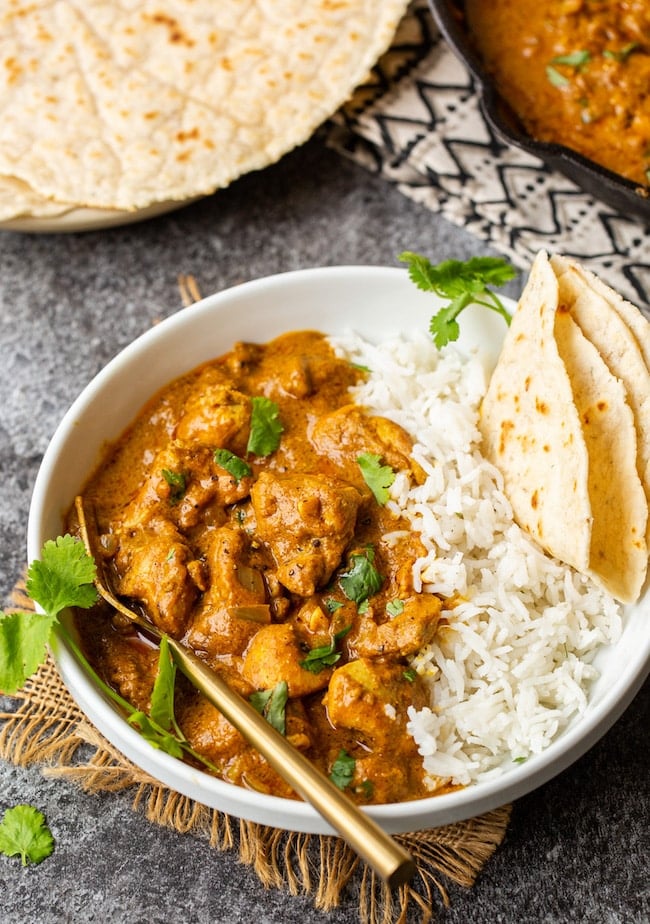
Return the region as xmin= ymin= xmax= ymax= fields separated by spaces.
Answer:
xmin=479 ymin=251 xmax=593 ymax=573
xmin=0 ymin=0 xmax=409 ymax=219
xmin=480 ymin=250 xmax=649 ymax=603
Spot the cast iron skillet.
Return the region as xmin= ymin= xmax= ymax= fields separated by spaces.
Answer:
xmin=428 ymin=0 xmax=650 ymax=222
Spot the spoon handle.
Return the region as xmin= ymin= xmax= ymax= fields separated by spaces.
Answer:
xmin=168 ymin=639 xmax=416 ymax=888
xmin=74 ymin=495 xmax=415 ymax=886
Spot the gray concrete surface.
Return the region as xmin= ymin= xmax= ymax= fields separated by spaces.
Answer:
xmin=0 ymin=135 xmax=648 ymax=923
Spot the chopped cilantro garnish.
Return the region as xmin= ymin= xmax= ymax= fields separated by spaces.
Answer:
xmin=247 ymin=396 xmax=283 ymax=456
xmin=324 ymin=598 xmax=344 ymax=614
xmin=329 ymin=749 xmax=356 ymax=790
xmin=398 ymin=251 xmax=516 ymax=348
xmin=603 ymin=43 xmax=638 ymax=62
xmin=357 ymin=452 xmax=395 ymax=505
xmin=250 ymin=680 xmax=288 ymax=735
xmin=300 ymin=625 xmax=351 ymax=674
xmin=386 ymin=599 xmax=405 ymax=618
xmin=339 ymin=546 xmax=383 ymax=605
xmin=546 ymin=65 xmax=570 ymax=87
xmin=161 ymin=468 xmax=186 ymax=503
xmin=0 ymin=805 xmax=54 ymax=866
xmin=402 ymin=668 xmax=417 ymax=683
xmin=551 ymin=50 xmax=590 ymax=69
xmin=213 ymin=448 xmax=252 ymax=483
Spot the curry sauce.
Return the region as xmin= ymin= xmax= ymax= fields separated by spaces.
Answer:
xmin=465 ymin=0 xmax=650 ymax=186
xmin=68 ymin=331 xmax=452 ymax=804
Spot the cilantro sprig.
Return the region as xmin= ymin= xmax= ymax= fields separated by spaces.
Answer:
xmin=0 ymin=535 xmax=217 ymax=773
xmin=0 ymin=805 xmax=54 ymax=866
xmin=398 ymin=251 xmax=516 ymax=348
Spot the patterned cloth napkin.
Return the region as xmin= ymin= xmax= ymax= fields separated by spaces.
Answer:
xmin=326 ymin=0 xmax=650 ymax=310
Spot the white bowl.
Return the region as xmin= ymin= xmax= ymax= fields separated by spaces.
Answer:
xmin=27 ymin=266 xmax=650 ymax=834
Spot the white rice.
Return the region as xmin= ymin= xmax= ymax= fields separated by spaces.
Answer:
xmin=330 ymin=330 xmax=622 ymax=787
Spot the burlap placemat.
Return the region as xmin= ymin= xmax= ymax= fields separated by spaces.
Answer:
xmin=325 ymin=0 xmax=650 ymax=309
xmin=2 ymin=582 xmax=511 ymax=923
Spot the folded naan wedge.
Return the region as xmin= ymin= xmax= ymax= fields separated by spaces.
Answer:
xmin=480 ymin=250 xmax=648 ymax=604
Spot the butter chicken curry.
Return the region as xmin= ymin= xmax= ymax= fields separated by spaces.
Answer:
xmin=68 ymin=332 xmax=448 ymax=804
xmin=465 ymin=0 xmax=650 ymax=186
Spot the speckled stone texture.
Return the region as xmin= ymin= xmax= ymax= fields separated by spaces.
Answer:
xmin=0 ymin=136 xmax=648 ymax=924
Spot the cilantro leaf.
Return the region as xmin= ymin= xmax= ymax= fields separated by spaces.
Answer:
xmin=250 ymin=680 xmax=288 ymax=735
xmin=0 ymin=611 xmax=57 ymax=695
xmin=339 ymin=546 xmax=383 ymax=605
xmin=329 ymin=750 xmax=355 ymax=790
xmin=398 ymin=251 xmax=516 ymax=347
xmin=0 ymin=805 xmax=54 ymax=866
xmin=551 ymin=50 xmax=590 ymax=68
xmin=213 ymin=448 xmax=252 ymax=483
xmin=161 ymin=468 xmax=186 ymax=503
xmin=247 ymin=396 xmax=283 ymax=457
xmin=148 ymin=635 xmax=178 ymax=732
xmin=0 ymin=535 xmax=98 ymax=694
xmin=300 ymin=625 xmax=351 ymax=674
xmin=357 ymin=452 xmax=395 ymax=505
xmin=386 ymin=599 xmax=405 ymax=617
xmin=26 ymin=534 xmax=98 ymax=619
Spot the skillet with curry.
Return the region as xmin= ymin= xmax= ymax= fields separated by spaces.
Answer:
xmin=429 ymin=0 xmax=650 ymax=219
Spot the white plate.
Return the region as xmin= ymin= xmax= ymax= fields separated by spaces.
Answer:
xmin=0 ymin=198 xmax=199 ymax=234
xmin=27 ymin=266 xmax=650 ymax=834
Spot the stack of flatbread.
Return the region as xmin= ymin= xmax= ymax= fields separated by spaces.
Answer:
xmin=0 ymin=0 xmax=409 ymax=222
xmin=480 ymin=251 xmax=650 ymax=604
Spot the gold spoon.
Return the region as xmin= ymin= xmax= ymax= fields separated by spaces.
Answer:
xmin=74 ymin=496 xmax=415 ymax=888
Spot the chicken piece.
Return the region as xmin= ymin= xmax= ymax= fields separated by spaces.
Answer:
xmin=322 ymin=658 xmax=428 ymax=747
xmin=175 ymin=382 xmax=251 ymax=455
xmin=250 ymin=471 xmax=363 ymax=595
xmin=242 ymin=623 xmax=331 ymax=697
xmin=114 ymin=516 xmax=200 ymax=637
xmin=185 ymin=527 xmax=269 ymax=660
xmin=121 ymin=441 xmax=251 ymax=533
xmin=349 ymin=594 xmax=442 ymax=659
xmin=310 ymin=405 xmax=424 ymax=484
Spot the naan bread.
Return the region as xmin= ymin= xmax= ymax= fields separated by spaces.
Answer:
xmin=480 ymin=250 xmax=649 ymax=603
xmin=479 ymin=251 xmax=593 ymax=573
xmin=554 ymin=310 xmax=647 ymax=603
xmin=0 ymin=0 xmax=409 ymax=219
xmin=551 ymin=254 xmax=650 ymax=515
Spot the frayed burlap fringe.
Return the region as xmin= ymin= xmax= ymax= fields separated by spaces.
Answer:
xmin=2 ymin=582 xmax=511 ymax=922
xmin=1 ymin=658 xmax=511 ymax=922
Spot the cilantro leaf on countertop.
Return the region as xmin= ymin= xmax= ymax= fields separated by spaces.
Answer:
xmin=357 ymin=452 xmax=395 ymax=505
xmin=213 ymin=448 xmax=252 ymax=483
xmin=247 ymin=396 xmax=283 ymax=456
xmin=0 ymin=805 xmax=54 ymax=866
xmin=398 ymin=251 xmax=516 ymax=348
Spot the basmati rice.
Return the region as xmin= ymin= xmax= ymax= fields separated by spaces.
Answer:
xmin=331 ymin=330 xmax=621 ymax=787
